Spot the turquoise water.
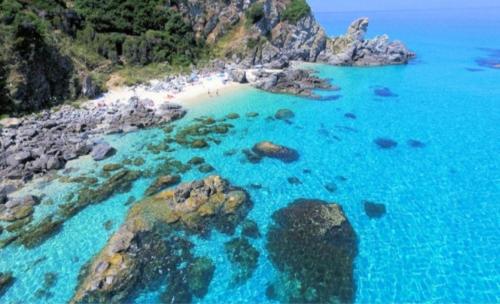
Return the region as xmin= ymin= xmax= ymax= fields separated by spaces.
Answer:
xmin=1 ymin=8 xmax=500 ymax=304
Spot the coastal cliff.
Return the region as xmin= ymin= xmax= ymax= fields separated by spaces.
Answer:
xmin=0 ymin=0 xmax=414 ymax=115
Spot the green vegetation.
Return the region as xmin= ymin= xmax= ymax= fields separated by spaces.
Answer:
xmin=282 ymin=0 xmax=311 ymax=23
xmin=0 ymin=0 xmax=204 ymax=115
xmin=74 ymin=0 xmax=200 ymax=65
xmin=245 ymin=2 xmax=265 ymax=25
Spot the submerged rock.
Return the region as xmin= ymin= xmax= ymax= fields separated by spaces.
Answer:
xmin=241 ymin=219 xmax=261 ymax=239
xmin=187 ymin=157 xmax=205 ymax=166
xmin=374 ymin=137 xmax=398 ymax=149
xmin=407 ymin=139 xmax=426 ymax=148
xmin=246 ymin=112 xmax=259 ymax=118
xmin=287 ymin=177 xmax=302 ymax=185
xmin=266 ymin=199 xmax=357 ymax=303
xmin=58 ymin=170 xmax=142 ymax=219
xmin=71 ymin=176 xmax=251 ymax=303
xmin=186 ymin=257 xmax=215 ymax=298
xmin=374 ymin=87 xmax=398 ymax=98
xmin=252 ymin=141 xmax=299 ymax=163
xmin=102 ymin=164 xmax=123 ymax=172
xmin=364 ymin=201 xmax=387 ymax=219
xmin=325 ymin=182 xmax=338 ymax=193
xmin=15 ymin=216 xmax=64 ymax=249
xmin=226 ymin=113 xmax=240 ymax=120
xmin=198 ymin=164 xmax=215 ymax=173
xmin=274 ymin=109 xmax=295 ymax=120
xmin=224 ymin=237 xmax=259 ymax=286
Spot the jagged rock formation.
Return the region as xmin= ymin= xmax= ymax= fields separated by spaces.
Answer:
xmin=72 ymin=176 xmax=252 ymax=303
xmin=317 ymin=18 xmax=416 ymax=66
xmin=184 ymin=1 xmax=414 ymax=67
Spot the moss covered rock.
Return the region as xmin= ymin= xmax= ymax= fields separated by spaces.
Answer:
xmin=224 ymin=237 xmax=259 ymax=285
xmin=71 ymin=176 xmax=251 ymax=303
xmin=266 ymin=199 xmax=358 ymax=303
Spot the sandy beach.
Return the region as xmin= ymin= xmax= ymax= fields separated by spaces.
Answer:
xmin=89 ymin=71 xmax=248 ymax=111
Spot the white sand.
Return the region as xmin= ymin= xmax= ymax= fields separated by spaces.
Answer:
xmin=89 ymin=71 xmax=247 ymax=110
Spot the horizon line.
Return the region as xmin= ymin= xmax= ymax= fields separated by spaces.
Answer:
xmin=312 ymin=5 xmax=500 ymax=14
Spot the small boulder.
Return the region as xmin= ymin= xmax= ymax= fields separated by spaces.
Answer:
xmin=47 ymin=156 xmax=64 ymax=171
xmin=91 ymin=143 xmax=116 ymax=161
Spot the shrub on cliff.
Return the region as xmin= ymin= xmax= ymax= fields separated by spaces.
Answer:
xmin=246 ymin=2 xmax=265 ymax=25
xmin=74 ymin=0 xmax=200 ymax=65
xmin=282 ymin=0 xmax=311 ymax=23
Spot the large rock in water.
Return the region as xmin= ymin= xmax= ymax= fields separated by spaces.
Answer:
xmin=91 ymin=142 xmax=116 ymax=161
xmin=318 ymin=18 xmax=415 ymax=66
xmin=252 ymin=141 xmax=299 ymax=163
xmin=266 ymin=199 xmax=358 ymax=303
xmin=71 ymin=176 xmax=251 ymax=304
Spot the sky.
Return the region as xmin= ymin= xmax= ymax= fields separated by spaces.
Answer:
xmin=308 ymin=0 xmax=500 ymax=12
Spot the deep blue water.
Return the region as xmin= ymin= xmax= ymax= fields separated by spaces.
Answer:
xmin=1 ymin=8 xmax=499 ymax=304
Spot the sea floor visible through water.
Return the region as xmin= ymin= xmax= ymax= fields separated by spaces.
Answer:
xmin=1 ymin=7 xmax=500 ymax=304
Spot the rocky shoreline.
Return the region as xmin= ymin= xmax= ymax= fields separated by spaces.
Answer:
xmin=0 ymin=98 xmax=185 ymax=189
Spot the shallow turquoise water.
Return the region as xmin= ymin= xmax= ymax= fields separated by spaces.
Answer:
xmin=1 ymin=8 xmax=500 ymax=304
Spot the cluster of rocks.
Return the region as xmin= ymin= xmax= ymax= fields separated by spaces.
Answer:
xmin=0 ymin=195 xmax=39 ymax=223
xmin=231 ymin=68 xmax=335 ymax=98
xmin=266 ymin=199 xmax=358 ymax=303
xmin=71 ymin=176 xmax=252 ymax=303
xmin=0 ymin=97 xmax=185 ymax=187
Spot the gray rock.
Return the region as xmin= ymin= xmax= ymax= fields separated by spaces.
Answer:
xmin=47 ymin=156 xmax=64 ymax=170
xmin=82 ymin=75 xmax=100 ymax=98
xmin=229 ymin=69 xmax=247 ymax=83
xmin=91 ymin=143 xmax=116 ymax=161
xmin=317 ymin=18 xmax=415 ymax=66
xmin=14 ymin=151 xmax=31 ymax=163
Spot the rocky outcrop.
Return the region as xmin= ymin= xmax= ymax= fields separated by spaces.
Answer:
xmin=186 ymin=0 xmax=414 ymax=67
xmin=0 ymin=97 xmax=185 ymax=185
xmin=317 ymin=18 xmax=415 ymax=66
xmin=72 ymin=176 xmax=251 ymax=303
xmin=242 ymin=68 xmax=334 ymax=98
xmin=266 ymin=199 xmax=358 ymax=303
